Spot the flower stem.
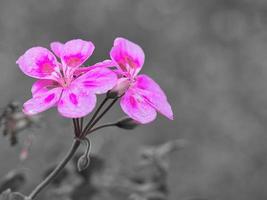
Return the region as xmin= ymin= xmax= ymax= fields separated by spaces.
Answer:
xmin=81 ymin=96 xmax=109 ymax=137
xmin=83 ymin=137 xmax=91 ymax=156
xmin=85 ymin=98 xmax=118 ymax=136
xmin=27 ymin=139 xmax=81 ymax=200
xmin=72 ymin=118 xmax=80 ymax=137
xmin=80 ymin=117 xmax=84 ymax=132
xmin=88 ymin=122 xmax=117 ymax=134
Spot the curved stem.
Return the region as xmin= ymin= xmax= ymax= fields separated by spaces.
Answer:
xmin=27 ymin=139 xmax=81 ymax=200
xmin=83 ymin=137 xmax=91 ymax=156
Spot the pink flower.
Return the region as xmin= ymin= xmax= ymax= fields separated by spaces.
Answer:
xmin=17 ymin=39 xmax=117 ymax=118
xmin=110 ymin=37 xmax=173 ymax=124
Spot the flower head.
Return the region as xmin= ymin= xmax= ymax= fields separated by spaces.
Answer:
xmin=17 ymin=39 xmax=117 ymax=118
xmin=110 ymin=37 xmax=173 ymax=124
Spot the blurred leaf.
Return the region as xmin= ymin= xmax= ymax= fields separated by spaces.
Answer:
xmin=0 ymin=189 xmax=26 ymax=200
xmin=0 ymin=171 xmax=26 ymax=193
xmin=0 ymin=101 xmax=40 ymax=146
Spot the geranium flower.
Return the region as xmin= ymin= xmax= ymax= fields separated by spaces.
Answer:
xmin=110 ymin=37 xmax=173 ymax=124
xmin=16 ymin=39 xmax=117 ymax=118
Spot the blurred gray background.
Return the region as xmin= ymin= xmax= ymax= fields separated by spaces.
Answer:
xmin=1 ymin=0 xmax=267 ymax=199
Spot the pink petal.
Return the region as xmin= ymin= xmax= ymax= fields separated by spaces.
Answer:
xmin=16 ymin=47 xmax=58 ymax=79
xmin=57 ymin=86 xmax=96 ymax=118
xmin=110 ymin=37 xmax=145 ymax=76
xmin=61 ymin=39 xmax=95 ymax=68
xmin=50 ymin=41 xmax=64 ymax=58
xmin=135 ymin=75 xmax=173 ymax=120
xmin=89 ymin=59 xmax=117 ymax=68
xmin=135 ymin=74 xmax=167 ymax=99
xmin=73 ymin=67 xmax=117 ymax=94
xmin=23 ymin=87 xmax=62 ymax=115
xmin=31 ymin=79 xmax=59 ymax=97
xmin=120 ymin=89 xmax=157 ymax=124
xmin=74 ymin=59 xmax=117 ymax=76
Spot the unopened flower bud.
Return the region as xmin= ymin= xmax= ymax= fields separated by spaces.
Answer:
xmin=116 ymin=117 xmax=139 ymax=130
xmin=77 ymin=154 xmax=90 ymax=172
xmin=108 ymin=78 xmax=130 ymax=98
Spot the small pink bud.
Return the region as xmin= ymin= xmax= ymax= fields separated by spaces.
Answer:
xmin=108 ymin=78 xmax=130 ymax=98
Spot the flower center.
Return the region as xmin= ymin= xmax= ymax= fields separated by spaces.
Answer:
xmin=53 ymin=65 xmax=76 ymax=88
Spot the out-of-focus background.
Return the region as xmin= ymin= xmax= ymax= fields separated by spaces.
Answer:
xmin=1 ymin=0 xmax=267 ymax=199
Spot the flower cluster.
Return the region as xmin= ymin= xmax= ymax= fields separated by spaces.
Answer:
xmin=17 ymin=37 xmax=173 ymax=124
